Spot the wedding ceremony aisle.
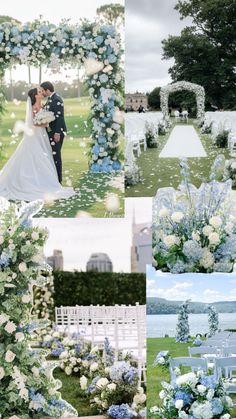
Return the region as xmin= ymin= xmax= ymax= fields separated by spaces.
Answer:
xmin=159 ymin=125 xmax=207 ymax=158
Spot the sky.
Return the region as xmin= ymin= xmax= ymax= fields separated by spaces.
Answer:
xmin=2 ymin=0 xmax=124 ymax=83
xmin=33 ymin=197 xmax=152 ymax=273
xmin=125 ymin=0 xmax=191 ymax=93
xmin=147 ymin=265 xmax=236 ymax=303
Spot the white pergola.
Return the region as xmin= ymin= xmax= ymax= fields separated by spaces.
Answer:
xmin=160 ymin=81 xmax=205 ymax=122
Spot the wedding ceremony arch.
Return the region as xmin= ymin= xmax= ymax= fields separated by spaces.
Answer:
xmin=160 ymin=81 xmax=205 ymax=122
xmin=0 ymin=19 xmax=123 ymax=173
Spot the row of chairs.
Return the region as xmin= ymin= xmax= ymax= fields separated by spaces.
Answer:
xmin=170 ymin=356 xmax=236 ymax=394
xmin=55 ymin=304 xmax=146 ymax=383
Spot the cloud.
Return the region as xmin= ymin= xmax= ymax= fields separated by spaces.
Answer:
xmin=126 ymin=0 xmax=192 ymax=92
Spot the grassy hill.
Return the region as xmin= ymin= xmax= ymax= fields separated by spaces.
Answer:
xmin=147 ymin=297 xmax=236 ymax=314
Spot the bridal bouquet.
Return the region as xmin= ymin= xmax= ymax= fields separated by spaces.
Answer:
xmin=150 ymin=371 xmax=233 ymax=418
xmin=33 ymin=109 xmax=55 ymax=125
xmin=153 ymin=158 xmax=236 ymax=273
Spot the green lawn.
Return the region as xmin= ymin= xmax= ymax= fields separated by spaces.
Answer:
xmin=126 ymin=119 xmax=230 ymax=198
xmin=147 ymin=337 xmax=236 ymax=418
xmin=54 ymin=369 xmax=99 ymax=416
xmin=0 ymin=98 xmax=124 ymax=218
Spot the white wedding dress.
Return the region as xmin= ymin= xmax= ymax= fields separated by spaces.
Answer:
xmin=0 ymin=98 xmax=75 ymax=202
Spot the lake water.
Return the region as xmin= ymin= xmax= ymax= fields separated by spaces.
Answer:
xmin=147 ymin=313 xmax=236 ymax=337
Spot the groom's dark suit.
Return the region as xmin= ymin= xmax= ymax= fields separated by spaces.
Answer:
xmin=45 ymin=92 xmax=67 ymax=183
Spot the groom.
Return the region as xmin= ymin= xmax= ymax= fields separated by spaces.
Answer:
xmin=40 ymin=81 xmax=66 ymax=184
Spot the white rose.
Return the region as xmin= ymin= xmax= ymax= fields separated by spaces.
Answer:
xmin=0 ymin=313 xmax=10 ymax=325
xmin=208 ymin=232 xmax=220 ymax=245
xmin=4 ymin=321 xmax=17 ymax=334
xmin=18 ymin=262 xmax=27 ymax=272
xmin=192 ymin=231 xmax=200 ymax=241
xmin=0 ymin=367 xmax=5 ymax=380
xmin=107 ymin=383 xmax=116 ymax=391
xmin=209 ymin=216 xmax=222 ymax=229
xmin=80 ymin=375 xmax=88 ymax=390
xmin=197 ymin=384 xmax=206 ymax=394
xmin=90 ymin=362 xmax=99 ymax=372
xmin=133 ymin=392 xmax=146 ymax=404
xmin=96 ymin=377 xmax=109 ymax=388
xmin=202 ymin=225 xmax=213 ymax=236
xmin=171 ymin=211 xmax=184 ymax=223
xmin=158 ymin=208 xmax=169 ymax=218
xmin=31 ymin=232 xmax=39 ymax=240
xmin=65 ymin=366 xmax=72 ymax=375
xmin=175 ymin=399 xmax=184 ymax=410
xmin=5 ymin=350 xmax=16 ymax=363
xmin=163 ymin=235 xmax=180 ymax=248
xmin=15 ymin=332 xmax=24 ymax=342
xmin=22 ymin=294 xmax=31 ymax=303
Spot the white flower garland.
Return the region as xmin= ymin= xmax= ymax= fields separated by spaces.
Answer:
xmin=160 ymin=81 xmax=205 ymax=123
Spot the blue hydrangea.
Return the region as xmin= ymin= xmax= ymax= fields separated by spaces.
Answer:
xmin=108 ymin=54 xmax=117 ymax=64
xmin=95 ymin=35 xmax=104 ymax=45
xmin=200 ymin=375 xmax=217 ymax=389
xmin=0 ymin=32 xmax=3 ymax=43
xmin=0 ymin=252 xmax=10 ymax=268
xmin=174 ymin=390 xmax=193 ymax=406
xmin=169 ymin=260 xmax=187 ymax=274
xmin=182 ymin=240 xmax=203 ymax=261
xmin=108 ymin=404 xmax=134 ymax=419
xmin=112 ymin=160 xmax=121 ymax=171
xmin=211 ymin=398 xmax=224 ymax=415
xmin=101 ymin=26 xmax=116 ymax=36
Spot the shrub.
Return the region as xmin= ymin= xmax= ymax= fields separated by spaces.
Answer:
xmin=215 ymin=129 xmax=229 ymax=148
xmin=145 ymin=122 xmax=158 ymax=148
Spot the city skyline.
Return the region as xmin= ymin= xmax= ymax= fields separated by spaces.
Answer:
xmin=34 ymin=197 xmax=152 ymax=273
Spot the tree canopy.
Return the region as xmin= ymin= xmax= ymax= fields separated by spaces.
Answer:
xmin=97 ymin=3 xmax=125 ymax=27
xmin=162 ymin=0 xmax=236 ymax=109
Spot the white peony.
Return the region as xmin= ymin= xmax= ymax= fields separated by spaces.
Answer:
xmin=5 ymin=350 xmax=16 ymax=363
xmin=208 ymin=232 xmax=220 ymax=245
xmin=209 ymin=216 xmax=222 ymax=229
xmin=96 ymin=377 xmax=109 ymax=388
xmin=80 ymin=375 xmax=88 ymax=390
xmin=176 ymin=372 xmax=198 ymax=388
xmin=90 ymin=362 xmax=99 ymax=372
xmin=202 ymin=225 xmax=213 ymax=237
xmin=171 ymin=211 xmax=184 ymax=223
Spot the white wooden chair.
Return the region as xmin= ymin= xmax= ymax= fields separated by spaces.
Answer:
xmin=174 ymin=110 xmax=180 ymax=122
xmin=188 ymin=346 xmax=219 ymax=368
xmin=170 ymin=357 xmax=208 ymax=384
xmin=214 ymin=357 xmax=236 ymax=394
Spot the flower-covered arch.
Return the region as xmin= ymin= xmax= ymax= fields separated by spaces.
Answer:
xmin=160 ymin=81 xmax=205 ymax=122
xmin=0 ymin=19 xmax=123 ymax=172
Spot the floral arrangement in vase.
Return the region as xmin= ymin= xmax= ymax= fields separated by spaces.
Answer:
xmin=153 ymin=158 xmax=236 ymax=273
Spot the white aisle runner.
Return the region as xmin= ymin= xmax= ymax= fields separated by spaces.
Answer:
xmin=159 ymin=125 xmax=207 ymax=158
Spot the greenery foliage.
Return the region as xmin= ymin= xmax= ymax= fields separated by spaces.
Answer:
xmin=53 ymin=271 xmax=146 ymax=306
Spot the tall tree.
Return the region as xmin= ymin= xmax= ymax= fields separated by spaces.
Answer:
xmin=97 ymin=3 xmax=124 ymax=28
xmin=162 ymin=0 xmax=236 ymax=109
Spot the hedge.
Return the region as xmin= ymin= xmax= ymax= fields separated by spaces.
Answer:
xmin=53 ymin=271 xmax=146 ymax=306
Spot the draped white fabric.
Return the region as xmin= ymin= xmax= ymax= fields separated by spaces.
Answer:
xmin=0 ymin=100 xmax=75 ymax=201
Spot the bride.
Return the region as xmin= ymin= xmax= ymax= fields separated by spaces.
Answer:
xmin=0 ymin=87 xmax=75 ymax=202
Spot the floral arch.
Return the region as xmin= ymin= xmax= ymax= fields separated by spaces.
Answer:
xmin=0 ymin=19 xmax=123 ymax=172
xmin=160 ymin=81 xmax=205 ymax=122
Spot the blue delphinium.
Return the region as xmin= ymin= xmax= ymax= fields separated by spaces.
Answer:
xmin=107 ymin=404 xmax=134 ymax=419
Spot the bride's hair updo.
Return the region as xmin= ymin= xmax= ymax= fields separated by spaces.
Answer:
xmin=28 ymin=88 xmax=38 ymax=106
